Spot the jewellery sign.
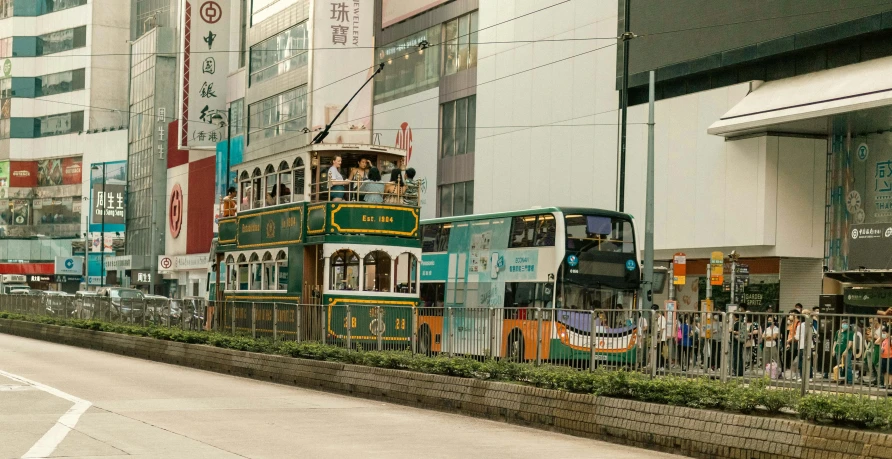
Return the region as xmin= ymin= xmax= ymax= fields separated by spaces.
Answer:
xmin=179 ymin=0 xmax=230 ymax=148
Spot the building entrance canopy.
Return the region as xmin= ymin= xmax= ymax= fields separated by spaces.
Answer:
xmin=708 ymin=56 xmax=892 ymax=137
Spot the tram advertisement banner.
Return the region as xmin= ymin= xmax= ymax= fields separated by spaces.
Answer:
xmin=329 ymin=204 xmax=419 ymax=237
xmin=236 ymin=207 xmax=303 ymax=248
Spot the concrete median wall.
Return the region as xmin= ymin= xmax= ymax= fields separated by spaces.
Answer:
xmin=3 ymin=318 xmax=890 ymax=459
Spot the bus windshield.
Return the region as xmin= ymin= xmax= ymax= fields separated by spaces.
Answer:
xmin=565 ymin=214 xmax=634 ymax=253
xmin=558 ymin=280 xmax=635 ymax=311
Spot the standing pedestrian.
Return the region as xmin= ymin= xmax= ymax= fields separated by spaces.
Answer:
xmin=709 ymin=313 xmax=723 ymax=371
xmin=731 ymin=310 xmax=746 ymax=377
xmin=878 ymin=326 xmax=892 ymax=389
xmin=794 ymin=310 xmax=817 ymax=382
xmin=637 ymin=310 xmax=649 ymax=369
xmin=680 ymin=314 xmax=692 ymax=371
xmin=655 ymin=305 xmax=667 ymax=371
xmin=832 ymin=318 xmax=854 ymax=384
xmin=691 ymin=315 xmax=702 ymax=369
xmin=762 ymin=316 xmax=780 ymax=369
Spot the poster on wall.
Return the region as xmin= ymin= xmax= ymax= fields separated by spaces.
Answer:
xmin=311 ymin=0 xmax=374 ymax=144
xmin=381 ymin=0 xmax=449 ymax=28
xmin=89 ymin=161 xmax=127 ymax=232
xmin=0 ymin=161 xmax=8 ymax=198
xmin=62 ymin=157 xmax=83 ymax=185
xmin=37 ymin=159 xmax=63 ymax=186
xmin=9 ymin=161 xmax=37 ymax=188
xmin=179 ymin=0 xmax=230 ymax=148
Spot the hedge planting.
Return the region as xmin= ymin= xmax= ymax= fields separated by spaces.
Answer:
xmin=3 ymin=312 xmax=892 ymax=430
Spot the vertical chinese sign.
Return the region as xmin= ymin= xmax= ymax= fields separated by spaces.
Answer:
xmin=89 ymin=161 xmax=127 ymax=233
xmin=179 ymin=0 xmax=230 ymax=149
xmin=311 ymin=0 xmax=374 ymax=144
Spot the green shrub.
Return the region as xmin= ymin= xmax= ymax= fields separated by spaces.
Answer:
xmin=3 ymin=313 xmax=892 ymax=431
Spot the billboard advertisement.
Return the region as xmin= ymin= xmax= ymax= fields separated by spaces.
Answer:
xmin=9 ymin=161 xmax=37 ymax=188
xmin=0 ymin=160 xmax=8 ymax=198
xmin=54 ymin=256 xmax=84 ymax=275
xmin=179 ymin=0 xmax=230 ymax=148
xmin=373 ymin=87 xmax=438 ymax=219
xmin=311 ymin=0 xmax=374 ymax=144
xmin=381 ymin=0 xmax=449 ymax=28
xmin=89 ymin=161 xmax=127 ymax=232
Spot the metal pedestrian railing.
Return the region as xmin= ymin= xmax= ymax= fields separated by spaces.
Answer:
xmin=2 ymin=294 xmax=891 ymax=397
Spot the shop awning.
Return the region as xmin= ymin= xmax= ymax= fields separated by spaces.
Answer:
xmin=0 ymin=263 xmax=55 ymax=275
xmin=708 ymin=56 xmax=892 ymax=137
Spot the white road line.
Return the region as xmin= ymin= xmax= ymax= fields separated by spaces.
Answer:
xmin=0 ymin=369 xmax=92 ymax=459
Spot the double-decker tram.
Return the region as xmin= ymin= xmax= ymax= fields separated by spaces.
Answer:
xmin=417 ymin=208 xmax=641 ymax=363
xmin=215 ymin=143 xmax=421 ymax=345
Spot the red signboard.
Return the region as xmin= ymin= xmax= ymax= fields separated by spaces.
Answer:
xmin=9 ymin=161 xmax=37 ymax=188
xmin=0 ymin=263 xmax=54 ymax=275
xmin=62 ymin=157 xmax=83 ymax=185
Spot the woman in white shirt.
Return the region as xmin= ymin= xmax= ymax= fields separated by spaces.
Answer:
xmin=762 ymin=316 xmax=780 ymax=366
xmin=328 ymin=156 xmax=349 ymax=201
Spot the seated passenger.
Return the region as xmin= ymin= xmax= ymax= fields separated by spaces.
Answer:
xmin=384 ymin=169 xmax=406 ymax=204
xmin=359 ymin=167 xmax=385 ymax=203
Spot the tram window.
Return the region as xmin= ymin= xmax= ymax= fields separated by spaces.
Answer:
xmin=510 ymin=216 xmax=535 ymax=247
xmin=262 ymin=252 xmax=275 ymax=290
xmin=264 ymin=165 xmax=277 ymax=207
xmin=420 ymin=283 xmax=445 ymax=307
xmin=238 ymin=264 xmax=249 ymax=290
xmin=422 ymin=224 xmax=440 ymax=252
xmin=394 ymin=253 xmax=418 ymax=294
xmin=240 ymin=180 xmax=251 ymax=210
xmin=363 ymin=251 xmax=392 ymax=292
xmin=293 ymin=157 xmax=305 ymax=201
xmin=330 ymin=250 xmax=359 ymax=290
xmin=251 ymin=168 xmax=263 ymax=209
xmin=278 ymin=161 xmax=292 ymax=204
xmin=276 ymin=252 xmax=288 ymax=291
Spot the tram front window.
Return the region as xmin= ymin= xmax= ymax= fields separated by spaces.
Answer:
xmin=330 ymin=250 xmax=359 ymax=290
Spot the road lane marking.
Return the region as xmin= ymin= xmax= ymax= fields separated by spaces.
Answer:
xmin=0 ymin=370 xmax=92 ymax=459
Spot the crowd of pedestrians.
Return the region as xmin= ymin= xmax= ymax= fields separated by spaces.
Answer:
xmin=640 ymin=302 xmax=892 ymax=391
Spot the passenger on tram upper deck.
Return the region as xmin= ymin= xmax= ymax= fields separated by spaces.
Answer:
xmin=360 ymin=168 xmax=385 ymax=203
xmin=329 ymin=156 xmax=349 ymax=201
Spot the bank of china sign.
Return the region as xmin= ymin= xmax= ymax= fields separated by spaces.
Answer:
xmin=179 ymin=0 xmax=230 ymax=148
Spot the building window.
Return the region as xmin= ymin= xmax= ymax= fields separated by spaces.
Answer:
xmin=251 ymin=0 xmax=288 ymax=25
xmin=438 ymin=181 xmax=473 ymax=217
xmin=440 ymin=95 xmax=476 ymax=157
xmin=37 ymin=26 xmax=87 ymax=56
xmin=276 ymin=251 xmax=288 ymax=291
xmin=374 ymin=25 xmax=441 ymax=104
xmin=12 ymin=0 xmax=86 ymax=16
xmin=0 ymin=0 xmax=12 ymax=19
xmin=443 ymin=12 xmax=478 ymax=76
xmin=247 ymin=85 xmax=307 ymax=144
xmin=39 ymin=111 xmax=83 ymax=137
xmin=394 ymin=253 xmax=418 ymax=294
xmin=38 ymin=68 xmax=86 ymax=97
xmin=229 ymin=98 xmax=245 ymax=136
xmin=249 ymin=22 xmax=308 ymax=86
xmin=238 ymin=0 xmax=248 ymax=68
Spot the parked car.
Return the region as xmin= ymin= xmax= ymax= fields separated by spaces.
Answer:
xmin=100 ymin=287 xmax=146 ymax=322
xmin=74 ymin=291 xmax=101 ymax=319
xmin=38 ymin=291 xmax=73 ymax=317
xmin=144 ymin=294 xmax=170 ymax=324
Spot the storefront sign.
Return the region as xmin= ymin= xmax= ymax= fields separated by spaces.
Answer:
xmin=9 ymin=161 xmax=37 ymax=188
xmin=54 ymin=256 xmax=84 ymax=275
xmin=29 ymin=275 xmax=53 ymax=283
xmin=848 ymin=223 xmax=892 ymax=270
xmin=55 ymin=275 xmax=83 ymax=283
xmin=236 ymin=207 xmax=304 ymax=248
xmin=131 ymin=270 xmax=161 ymax=285
xmin=329 ymin=204 xmax=418 ymax=237
xmin=158 ymin=254 xmax=208 ymax=272
xmin=89 ymin=161 xmax=127 ymax=232
xmin=672 ymin=252 xmax=686 ymax=285
xmin=844 ymin=287 xmax=892 ymax=308
xmin=103 ymin=255 xmax=132 ymax=270
xmin=709 ymin=251 xmax=724 ymax=286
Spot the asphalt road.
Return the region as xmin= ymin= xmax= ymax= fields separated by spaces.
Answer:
xmin=0 ymin=333 xmax=684 ymax=459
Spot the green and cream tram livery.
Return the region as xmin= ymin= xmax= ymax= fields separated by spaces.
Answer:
xmin=418 ymin=208 xmax=641 ymax=363
xmin=216 ymin=144 xmax=421 ymax=345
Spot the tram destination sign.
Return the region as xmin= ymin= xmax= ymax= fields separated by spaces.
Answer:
xmin=329 ymin=204 xmax=419 ymax=237
xmin=237 ymin=207 xmax=303 ymax=248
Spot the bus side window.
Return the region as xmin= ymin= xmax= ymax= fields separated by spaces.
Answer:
xmin=534 ymin=215 xmax=556 ymax=247
xmin=422 ymin=224 xmax=440 ymax=252
xmin=437 ymin=225 xmax=451 ymax=251
xmin=510 ymin=216 xmax=534 ymax=247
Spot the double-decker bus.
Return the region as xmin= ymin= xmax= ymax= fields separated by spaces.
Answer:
xmin=417 ymin=208 xmax=641 ymax=363
xmin=215 ymin=143 xmax=421 ymax=344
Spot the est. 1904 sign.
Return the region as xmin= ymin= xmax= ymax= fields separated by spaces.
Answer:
xmin=329 ymin=204 xmax=418 ymax=237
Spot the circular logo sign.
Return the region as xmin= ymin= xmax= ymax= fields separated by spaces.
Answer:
xmin=64 ymin=259 xmax=74 ymax=269
xmin=567 ymin=255 xmax=579 ymax=267
xmin=200 ymin=1 xmax=222 ymax=23
xmin=169 ymin=183 xmax=183 ymax=238
xmin=160 ymin=257 xmax=173 ymax=269
xmin=2 ymin=59 xmax=10 ymax=77
xmin=852 ymin=228 xmax=859 ymax=240
xmin=625 ymin=259 xmax=637 ymax=271
xmin=857 ymin=143 xmax=869 ymax=161
xmin=886 ymin=227 xmax=892 ymax=238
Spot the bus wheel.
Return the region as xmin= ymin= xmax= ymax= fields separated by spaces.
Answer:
xmin=418 ymin=326 xmax=433 ymax=356
xmin=507 ymin=330 xmax=525 ymax=362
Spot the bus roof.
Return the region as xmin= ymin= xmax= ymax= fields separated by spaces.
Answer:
xmin=420 ymin=207 xmax=634 ymax=225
